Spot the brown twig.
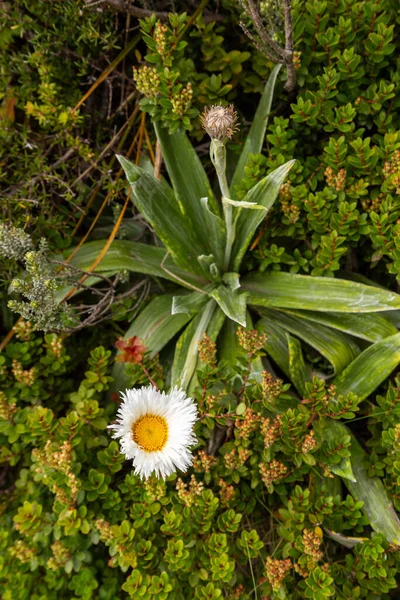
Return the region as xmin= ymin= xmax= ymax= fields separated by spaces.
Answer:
xmin=238 ymin=0 xmax=296 ymax=93
xmin=84 ymin=0 xmax=224 ymax=23
xmin=239 ymin=0 xmax=285 ymax=59
xmin=282 ymin=0 xmax=296 ymax=92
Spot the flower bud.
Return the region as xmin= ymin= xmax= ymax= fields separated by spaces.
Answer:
xmin=200 ymin=104 xmax=239 ymax=141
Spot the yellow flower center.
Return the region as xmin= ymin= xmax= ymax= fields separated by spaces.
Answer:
xmin=132 ymin=414 xmax=168 ymax=452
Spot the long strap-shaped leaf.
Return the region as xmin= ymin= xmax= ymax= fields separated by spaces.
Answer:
xmin=65 ymin=240 xmax=207 ymax=289
xmin=335 ymin=421 xmax=400 ymax=545
xmin=281 ymin=309 xmax=398 ymax=342
xmin=244 ymin=271 xmax=400 ymax=312
xmin=260 ymin=308 xmax=360 ymax=375
xmin=188 ymin=306 xmax=226 ymax=395
xmin=333 ymin=332 xmax=400 ymax=398
xmin=117 ymin=156 xmax=205 ymax=275
xmin=171 ymin=299 xmax=216 ymax=391
xmin=111 ymin=294 xmax=193 ymax=393
xmin=231 ymin=160 xmax=295 ymax=272
xmin=230 ymin=64 xmax=282 ymax=191
xmin=154 ymin=123 xmax=223 ymax=265
xmin=287 ymin=334 xmax=310 ymax=396
xmin=257 ymin=316 xmax=290 ymax=377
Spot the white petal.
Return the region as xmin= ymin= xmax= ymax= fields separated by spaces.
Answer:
xmin=108 ymin=385 xmax=198 ymax=479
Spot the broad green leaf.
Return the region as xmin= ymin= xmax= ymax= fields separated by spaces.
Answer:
xmin=218 ymin=318 xmax=242 ymax=368
xmin=117 ymin=156 xmax=204 ymax=274
xmin=172 ymin=291 xmax=209 ymax=316
xmin=283 ymin=309 xmax=398 ymax=342
xmin=117 ymin=295 xmax=191 ymax=355
xmin=92 ymin=217 xmax=144 ymax=240
xmin=245 ymin=271 xmax=400 ymax=312
xmin=337 ymin=422 xmax=400 ymax=545
xmin=261 ymin=308 xmax=360 ymax=374
xmin=231 ymin=64 xmax=282 ymax=191
xmin=333 ymin=332 xmax=400 ymax=399
xmin=199 ymin=197 xmax=226 ymax=268
xmin=257 ymin=316 xmax=290 ymax=377
xmin=65 ymin=240 xmax=206 ymax=290
xmin=171 ymin=299 xmax=216 ymax=391
xmin=112 ymin=294 xmax=193 ymax=393
xmin=231 ymin=161 xmax=295 ymax=272
xmin=154 ymin=123 xmax=222 ymax=263
xmin=206 ymin=305 xmax=227 ymax=344
xmin=209 ymin=286 xmax=248 ymax=327
xmin=287 ymin=334 xmax=310 ymax=396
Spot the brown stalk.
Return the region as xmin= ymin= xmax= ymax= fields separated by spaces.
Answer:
xmin=238 ymin=0 xmax=296 ymax=93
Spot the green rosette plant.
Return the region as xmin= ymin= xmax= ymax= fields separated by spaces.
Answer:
xmin=66 ymin=66 xmax=400 ymax=546
xmin=68 ymin=65 xmax=400 ymax=396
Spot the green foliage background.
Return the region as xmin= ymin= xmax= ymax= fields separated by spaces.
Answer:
xmin=2 ymin=0 xmax=400 ymax=598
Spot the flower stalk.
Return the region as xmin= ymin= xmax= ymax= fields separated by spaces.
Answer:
xmin=210 ymin=139 xmax=234 ymax=271
xmin=201 ymin=105 xmax=240 ymax=272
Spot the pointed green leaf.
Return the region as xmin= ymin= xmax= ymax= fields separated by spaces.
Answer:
xmin=172 ymin=291 xmax=209 ymax=316
xmin=112 ymin=294 xmax=192 ymax=393
xmin=199 ymin=197 xmax=226 ymax=268
xmin=336 ymin=422 xmax=400 ymax=545
xmin=287 ymin=334 xmax=310 ymax=396
xmin=65 ymin=240 xmax=207 ymax=290
xmin=154 ymin=123 xmax=222 ymax=262
xmin=117 ymin=156 xmax=204 ymax=274
xmin=231 ymin=64 xmax=282 ymax=191
xmin=209 ymin=285 xmax=248 ymax=327
xmin=218 ymin=319 xmax=242 ymax=368
xmin=333 ymin=332 xmax=400 ymax=399
xmin=260 ymin=308 xmax=360 ymax=375
xmin=222 ymin=272 xmax=241 ymax=291
xmin=245 ymin=271 xmax=400 ymax=312
xmin=231 ymin=161 xmax=295 ymax=272
xmin=283 ymin=309 xmax=398 ymax=342
xmin=257 ymin=316 xmax=290 ymax=377
xmin=331 ymin=459 xmax=357 ymax=482
xmin=171 ymin=299 xmax=216 ymax=391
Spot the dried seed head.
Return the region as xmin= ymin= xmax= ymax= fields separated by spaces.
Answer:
xmin=200 ymin=104 xmax=239 ymax=141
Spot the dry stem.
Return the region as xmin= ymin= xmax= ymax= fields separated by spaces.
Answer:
xmin=238 ymin=0 xmax=296 ymax=93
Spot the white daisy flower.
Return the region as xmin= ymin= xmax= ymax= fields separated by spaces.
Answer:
xmin=108 ymin=385 xmax=198 ymax=480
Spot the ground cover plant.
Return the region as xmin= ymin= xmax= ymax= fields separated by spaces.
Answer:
xmin=1 ymin=0 xmax=400 ymax=598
